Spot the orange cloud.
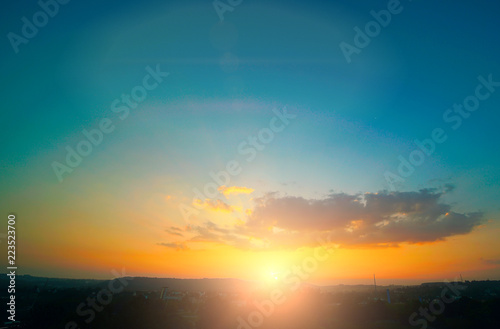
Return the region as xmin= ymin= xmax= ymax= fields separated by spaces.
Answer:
xmin=165 ymin=226 xmax=184 ymax=237
xmin=162 ymin=188 xmax=484 ymax=252
xmin=193 ymin=199 xmax=234 ymax=213
xmin=158 ymin=242 xmax=189 ymax=251
xmin=218 ymin=185 xmax=254 ymax=196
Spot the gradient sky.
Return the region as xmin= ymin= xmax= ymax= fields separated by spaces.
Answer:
xmin=1 ymin=0 xmax=500 ymax=285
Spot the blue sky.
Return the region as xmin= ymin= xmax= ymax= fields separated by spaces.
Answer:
xmin=1 ymin=0 xmax=500 ymax=280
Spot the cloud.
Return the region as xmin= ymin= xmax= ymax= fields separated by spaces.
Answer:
xmin=161 ymin=189 xmax=484 ymax=250
xmin=205 ymin=199 xmax=234 ymax=213
xmin=482 ymin=258 xmax=500 ymax=266
xmin=163 ymin=222 xmax=257 ymax=250
xmin=245 ymin=189 xmax=484 ymax=248
xmin=187 ymin=221 xmax=255 ymax=248
xmin=158 ymin=242 xmax=189 ymax=251
xmin=218 ymin=185 xmax=254 ymax=196
xmin=165 ymin=226 xmax=184 ymax=237
xmin=444 ymin=183 xmax=456 ymax=192
xmin=193 ymin=199 xmax=234 ymax=213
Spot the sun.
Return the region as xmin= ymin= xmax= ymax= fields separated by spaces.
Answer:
xmin=258 ymin=269 xmax=282 ymax=285
xmin=257 ymin=254 xmax=293 ymax=285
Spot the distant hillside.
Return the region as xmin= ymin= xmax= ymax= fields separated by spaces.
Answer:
xmin=104 ymin=277 xmax=259 ymax=293
xmin=0 ymin=274 xmax=104 ymax=298
xmin=0 ymin=274 xmax=258 ymax=293
xmin=3 ymin=274 xmax=499 ymax=295
xmin=318 ymin=284 xmax=402 ymax=292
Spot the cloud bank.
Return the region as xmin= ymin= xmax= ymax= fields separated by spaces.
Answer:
xmin=161 ymin=189 xmax=484 ymax=250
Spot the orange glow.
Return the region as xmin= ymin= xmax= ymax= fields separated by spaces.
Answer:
xmin=13 ymin=179 xmax=500 ymax=283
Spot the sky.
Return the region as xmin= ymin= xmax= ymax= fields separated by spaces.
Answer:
xmin=1 ymin=0 xmax=500 ymax=285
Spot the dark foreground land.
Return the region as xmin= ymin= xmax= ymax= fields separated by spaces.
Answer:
xmin=1 ymin=276 xmax=499 ymax=329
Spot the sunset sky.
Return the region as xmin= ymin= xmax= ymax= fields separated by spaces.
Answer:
xmin=1 ymin=0 xmax=500 ymax=285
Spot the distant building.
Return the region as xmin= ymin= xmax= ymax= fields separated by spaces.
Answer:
xmin=159 ymin=287 xmax=184 ymax=301
xmin=0 ymin=321 xmax=21 ymax=329
xmin=163 ymin=295 xmax=182 ymax=301
xmin=160 ymin=287 xmax=169 ymax=300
